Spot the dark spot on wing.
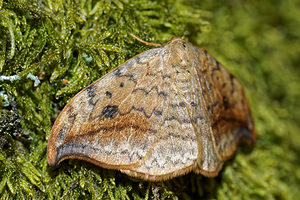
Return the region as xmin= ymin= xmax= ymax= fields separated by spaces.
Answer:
xmin=135 ymin=56 xmax=141 ymax=63
xmin=115 ymin=69 xmax=121 ymax=76
xmin=223 ymin=96 xmax=229 ymax=109
xmin=190 ymin=102 xmax=197 ymax=107
xmin=105 ymin=91 xmax=112 ymax=98
xmin=86 ymin=84 xmax=96 ymax=98
xmin=68 ymin=113 xmax=77 ymax=123
xmin=153 ymin=109 xmax=163 ymax=116
xmin=101 ymin=105 xmax=118 ymax=118
xmin=86 ymin=85 xmax=97 ymax=106
xmin=206 ymin=105 xmax=211 ymax=113
xmin=179 ymin=102 xmax=185 ymax=107
xmin=158 ymin=91 xmax=168 ymax=97
xmin=222 ymin=83 xmax=226 ymax=88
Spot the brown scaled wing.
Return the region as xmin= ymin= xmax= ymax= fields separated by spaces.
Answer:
xmin=191 ymin=46 xmax=256 ymax=177
xmin=47 ymin=38 xmax=256 ymax=181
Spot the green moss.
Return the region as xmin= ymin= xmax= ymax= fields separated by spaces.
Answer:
xmin=0 ymin=0 xmax=299 ymax=199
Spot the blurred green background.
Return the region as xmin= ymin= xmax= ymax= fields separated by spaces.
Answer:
xmin=0 ymin=0 xmax=299 ymax=199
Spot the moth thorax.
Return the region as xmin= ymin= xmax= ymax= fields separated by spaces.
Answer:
xmin=167 ymin=43 xmax=195 ymax=69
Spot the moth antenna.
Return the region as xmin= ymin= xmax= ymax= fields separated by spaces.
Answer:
xmin=130 ymin=33 xmax=162 ymax=47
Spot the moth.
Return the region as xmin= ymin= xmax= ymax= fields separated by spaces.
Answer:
xmin=47 ymin=35 xmax=256 ymax=181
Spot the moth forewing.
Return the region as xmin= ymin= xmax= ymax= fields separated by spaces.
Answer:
xmin=47 ymin=37 xmax=255 ymax=181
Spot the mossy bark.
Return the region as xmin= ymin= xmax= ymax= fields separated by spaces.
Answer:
xmin=0 ymin=0 xmax=299 ymax=199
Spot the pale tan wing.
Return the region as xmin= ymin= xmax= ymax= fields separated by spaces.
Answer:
xmin=121 ymin=43 xmax=205 ymax=181
xmin=120 ymin=39 xmax=245 ymax=181
xmin=47 ymin=48 xmax=169 ymax=169
xmin=48 ymin=37 xmax=255 ymax=181
xmin=193 ymin=47 xmax=256 ymax=173
xmin=122 ymin=41 xmax=229 ymax=180
xmin=120 ymin=40 xmax=256 ymax=180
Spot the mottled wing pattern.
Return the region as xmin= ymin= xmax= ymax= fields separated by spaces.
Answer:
xmin=47 ymin=46 xmax=199 ymax=179
xmin=122 ymin=66 xmax=199 ymax=180
xmin=192 ymin=47 xmax=256 ymax=175
xmin=48 ymin=37 xmax=256 ymax=181
xmin=121 ymin=42 xmax=222 ymax=180
xmin=47 ymin=48 xmax=164 ymax=168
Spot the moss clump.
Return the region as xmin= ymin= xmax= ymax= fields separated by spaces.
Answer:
xmin=1 ymin=0 xmax=299 ymax=199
